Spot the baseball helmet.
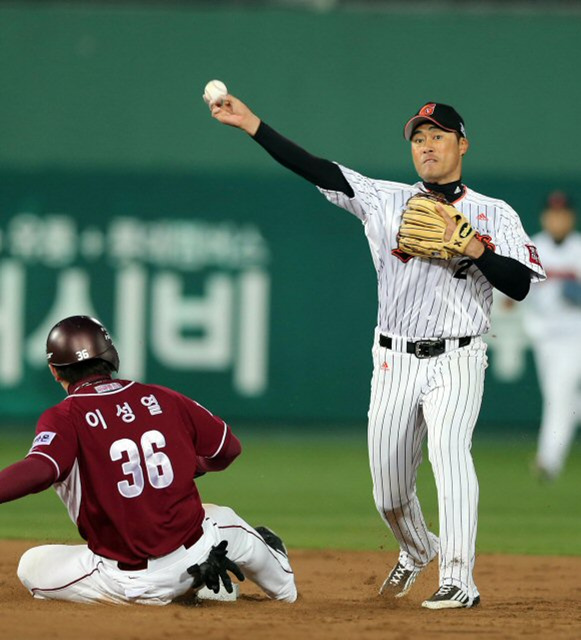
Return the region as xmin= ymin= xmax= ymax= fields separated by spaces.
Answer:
xmin=46 ymin=315 xmax=120 ymax=372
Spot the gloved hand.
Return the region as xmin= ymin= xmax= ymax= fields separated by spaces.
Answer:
xmin=187 ymin=540 xmax=245 ymax=594
xmin=398 ymin=192 xmax=476 ymax=259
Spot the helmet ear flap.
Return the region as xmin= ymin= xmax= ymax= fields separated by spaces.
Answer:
xmin=46 ymin=316 xmax=119 ymax=371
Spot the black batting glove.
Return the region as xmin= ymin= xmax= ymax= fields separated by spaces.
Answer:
xmin=187 ymin=540 xmax=245 ymax=594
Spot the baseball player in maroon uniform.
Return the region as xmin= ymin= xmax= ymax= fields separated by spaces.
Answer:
xmin=0 ymin=316 xmax=297 ymax=605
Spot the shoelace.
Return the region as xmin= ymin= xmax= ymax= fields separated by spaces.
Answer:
xmin=434 ymin=584 xmax=455 ymax=597
xmin=389 ymin=564 xmax=409 ymax=585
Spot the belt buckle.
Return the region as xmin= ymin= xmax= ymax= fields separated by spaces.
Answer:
xmin=414 ymin=340 xmax=444 ymax=359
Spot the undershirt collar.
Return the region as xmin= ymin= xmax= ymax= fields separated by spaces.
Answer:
xmin=422 ymin=179 xmax=465 ymax=203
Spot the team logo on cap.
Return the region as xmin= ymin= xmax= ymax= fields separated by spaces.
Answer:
xmin=419 ymin=103 xmax=436 ymax=117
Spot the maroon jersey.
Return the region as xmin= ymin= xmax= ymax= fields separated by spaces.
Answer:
xmin=27 ymin=376 xmax=235 ymax=564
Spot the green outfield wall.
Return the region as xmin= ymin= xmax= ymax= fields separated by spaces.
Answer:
xmin=0 ymin=5 xmax=579 ymax=426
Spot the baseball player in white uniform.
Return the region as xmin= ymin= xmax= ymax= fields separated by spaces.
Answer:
xmin=207 ymin=93 xmax=545 ymax=609
xmin=522 ymin=193 xmax=581 ymax=480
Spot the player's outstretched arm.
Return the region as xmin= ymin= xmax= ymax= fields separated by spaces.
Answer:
xmin=0 ymin=457 xmax=56 ymax=504
xmin=207 ymin=92 xmax=353 ymax=195
xmin=210 ymin=95 xmax=261 ymax=136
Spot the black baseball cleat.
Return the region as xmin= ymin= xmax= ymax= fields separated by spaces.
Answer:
xmin=379 ymin=561 xmax=424 ymax=598
xmin=255 ymin=526 xmax=288 ymax=557
xmin=422 ymin=585 xmax=481 ymax=610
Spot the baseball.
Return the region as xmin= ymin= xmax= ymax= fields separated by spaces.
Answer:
xmin=203 ymin=79 xmax=228 ymax=106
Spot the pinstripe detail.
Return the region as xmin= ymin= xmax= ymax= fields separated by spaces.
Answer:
xmin=368 ymin=344 xmax=438 ymax=566
xmin=368 ymin=338 xmax=487 ymax=595
xmin=319 ymin=170 xmax=545 ymax=339
xmin=422 ymin=345 xmax=485 ymax=591
xmin=320 ymin=164 xmax=542 ymax=600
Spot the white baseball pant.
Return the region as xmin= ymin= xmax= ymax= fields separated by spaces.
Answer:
xmin=533 ymin=337 xmax=581 ymax=477
xmin=368 ymin=332 xmax=487 ymax=602
xmin=17 ymin=504 xmax=297 ymax=605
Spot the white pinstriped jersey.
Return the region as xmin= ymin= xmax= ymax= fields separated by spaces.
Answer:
xmin=319 ymin=165 xmax=546 ymax=339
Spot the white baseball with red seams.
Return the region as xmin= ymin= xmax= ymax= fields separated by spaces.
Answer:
xmin=318 ymin=167 xmax=546 ymax=602
xmin=203 ymin=79 xmax=228 ymax=106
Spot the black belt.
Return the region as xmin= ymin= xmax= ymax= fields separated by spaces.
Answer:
xmin=379 ymin=334 xmax=471 ymax=359
xmin=117 ymin=525 xmax=204 ymax=571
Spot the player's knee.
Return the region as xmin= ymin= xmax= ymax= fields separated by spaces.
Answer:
xmin=373 ymin=491 xmax=401 ymax=514
xmin=203 ymin=503 xmax=239 ymax=524
xmin=260 ymin=572 xmax=297 ymax=603
xmin=17 ymin=546 xmax=44 ymax=589
xmin=427 ymin=438 xmax=467 ymax=465
xmin=277 ymin=581 xmax=298 ymax=604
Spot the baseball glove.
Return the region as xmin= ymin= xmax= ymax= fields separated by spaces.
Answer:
xmin=398 ymin=192 xmax=476 ymax=259
xmin=187 ymin=540 xmax=245 ymax=594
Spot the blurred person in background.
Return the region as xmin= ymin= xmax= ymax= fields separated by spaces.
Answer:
xmin=523 ymin=192 xmax=581 ymax=480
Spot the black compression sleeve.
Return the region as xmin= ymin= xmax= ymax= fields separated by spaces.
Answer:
xmin=253 ymin=122 xmax=354 ymax=197
xmin=473 ymin=249 xmax=531 ymax=301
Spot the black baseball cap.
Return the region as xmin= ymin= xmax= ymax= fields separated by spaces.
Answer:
xmin=404 ymin=102 xmax=466 ymax=140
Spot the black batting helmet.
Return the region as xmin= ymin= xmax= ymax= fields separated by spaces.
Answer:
xmin=46 ymin=315 xmax=120 ymax=372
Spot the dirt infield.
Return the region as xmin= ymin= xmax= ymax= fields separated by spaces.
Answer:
xmin=0 ymin=541 xmax=579 ymax=640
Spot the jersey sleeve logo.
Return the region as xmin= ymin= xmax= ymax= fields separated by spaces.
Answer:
xmin=31 ymin=431 xmax=57 ymax=447
xmin=526 ymin=244 xmax=542 ymax=267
